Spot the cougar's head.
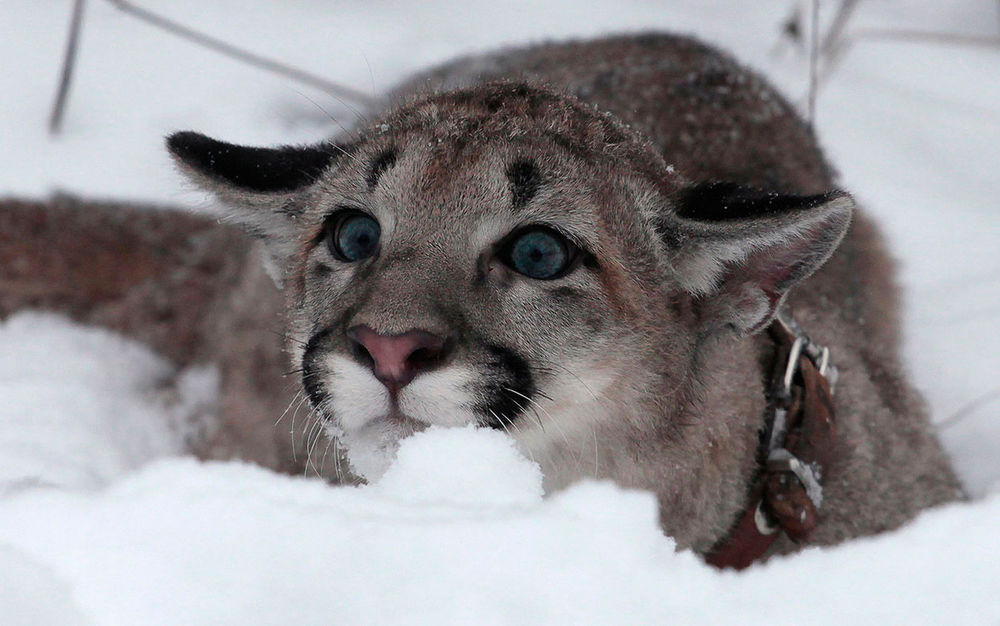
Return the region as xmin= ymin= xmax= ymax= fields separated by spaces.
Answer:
xmin=169 ymin=82 xmax=851 ymax=481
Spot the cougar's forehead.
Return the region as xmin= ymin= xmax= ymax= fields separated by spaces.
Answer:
xmin=370 ymin=81 xmax=676 ymax=187
xmin=308 ymin=134 xmax=604 ymax=258
xmin=305 ymin=81 xmax=683 ymax=233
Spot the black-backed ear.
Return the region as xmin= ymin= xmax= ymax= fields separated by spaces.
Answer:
xmin=661 ymin=182 xmax=853 ymax=335
xmin=167 ymin=131 xmax=335 ymax=193
xmin=166 ymin=131 xmax=343 ymax=285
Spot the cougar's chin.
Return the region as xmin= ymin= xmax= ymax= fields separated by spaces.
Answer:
xmin=320 ymin=355 xmax=480 ymax=480
xmin=336 ymin=414 xmax=426 ymax=481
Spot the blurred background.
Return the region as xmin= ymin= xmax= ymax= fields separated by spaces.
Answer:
xmin=1 ymin=0 xmax=998 ymax=493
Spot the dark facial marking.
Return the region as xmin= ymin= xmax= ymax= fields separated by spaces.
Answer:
xmin=677 ymin=182 xmax=838 ymax=222
xmin=302 ymin=327 xmax=335 ymax=414
xmin=166 ymin=131 xmax=338 ymax=192
xmin=477 ymin=345 xmax=536 ymax=429
xmin=507 ymin=160 xmax=541 ymax=208
xmin=366 ymin=149 xmax=398 ymax=190
xmin=241 ymin=223 xmax=269 ymax=241
xmin=484 ymin=94 xmax=503 ymax=112
xmin=314 ymin=263 xmax=332 ymax=276
xmin=277 ymin=199 xmax=304 ymax=218
xmin=551 ymin=286 xmax=585 ymax=303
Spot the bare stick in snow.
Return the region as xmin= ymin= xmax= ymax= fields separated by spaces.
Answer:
xmin=105 ymin=0 xmax=376 ymax=107
xmin=820 ymin=0 xmax=863 ymax=59
xmin=821 ymin=28 xmax=1000 ymax=85
xmin=807 ymin=0 xmax=820 ymax=124
xmin=48 ymin=0 xmax=87 ymax=135
xmin=844 ymin=28 xmax=1000 ymax=49
xmin=937 ymin=388 xmax=1000 ymax=430
xmin=48 ymin=0 xmax=376 ymax=135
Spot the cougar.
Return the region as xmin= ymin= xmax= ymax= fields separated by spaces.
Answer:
xmin=2 ymin=33 xmax=961 ymax=562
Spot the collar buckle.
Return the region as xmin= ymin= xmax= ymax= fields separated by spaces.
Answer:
xmin=706 ymin=310 xmax=839 ymax=570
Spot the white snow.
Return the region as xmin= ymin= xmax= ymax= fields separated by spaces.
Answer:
xmin=374 ymin=426 xmax=544 ymax=507
xmin=0 ymin=312 xmax=214 ymax=491
xmin=0 ymin=543 xmax=87 ymax=626
xmin=1 ymin=0 xmax=999 ymax=624
xmin=1 ymin=424 xmax=997 ymax=625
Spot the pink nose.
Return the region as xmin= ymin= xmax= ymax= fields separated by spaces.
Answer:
xmin=346 ymin=325 xmax=449 ymax=391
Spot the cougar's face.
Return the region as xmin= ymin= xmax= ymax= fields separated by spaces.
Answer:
xmin=169 ymin=83 xmax=850 ymax=484
xmin=285 ymin=132 xmax=666 ymax=479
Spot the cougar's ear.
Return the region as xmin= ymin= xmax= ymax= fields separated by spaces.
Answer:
xmin=167 ymin=131 xmax=342 ymax=284
xmin=167 ymin=131 xmax=337 ymax=194
xmin=660 ymin=182 xmax=853 ymax=336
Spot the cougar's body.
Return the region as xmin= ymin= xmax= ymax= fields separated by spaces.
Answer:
xmin=0 ymin=196 xmax=308 ymax=472
xmin=378 ymin=34 xmax=961 ymax=552
xmin=2 ymin=33 xmax=961 ymax=558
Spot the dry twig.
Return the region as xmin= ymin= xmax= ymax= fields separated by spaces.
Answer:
xmin=807 ymin=0 xmax=820 ymax=124
xmin=49 ymin=0 xmax=87 ymax=135
xmin=937 ymin=388 xmax=1000 ymax=430
xmin=48 ymin=0 xmax=375 ymax=136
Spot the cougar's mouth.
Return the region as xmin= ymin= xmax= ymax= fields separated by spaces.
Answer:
xmin=299 ymin=326 xmax=541 ymax=479
xmin=302 ymin=326 xmax=536 ymax=424
xmin=378 ymin=403 xmax=428 ymax=431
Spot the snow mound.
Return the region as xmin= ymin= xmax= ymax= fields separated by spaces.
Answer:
xmin=0 ymin=430 xmax=997 ymax=625
xmin=0 ymin=312 xmax=215 ymax=491
xmin=0 ymin=543 xmax=86 ymax=626
xmin=376 ymin=425 xmax=544 ymax=506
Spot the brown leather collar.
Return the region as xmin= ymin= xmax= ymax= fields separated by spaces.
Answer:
xmin=705 ymin=313 xmax=838 ymax=570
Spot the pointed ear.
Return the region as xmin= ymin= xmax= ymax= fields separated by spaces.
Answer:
xmin=661 ymin=182 xmax=854 ymax=335
xmin=166 ymin=131 xmax=340 ymax=284
xmin=167 ymin=131 xmax=336 ymax=193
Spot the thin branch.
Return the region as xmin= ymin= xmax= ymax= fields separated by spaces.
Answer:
xmin=845 ymin=28 xmax=1000 ymax=49
xmin=104 ymin=0 xmax=376 ymax=107
xmin=820 ymin=0 xmax=863 ymax=58
xmin=48 ymin=0 xmax=87 ymax=135
xmin=937 ymin=388 xmax=1000 ymax=430
xmin=807 ymin=0 xmax=820 ymax=124
xmin=820 ymin=27 xmax=1000 ymax=85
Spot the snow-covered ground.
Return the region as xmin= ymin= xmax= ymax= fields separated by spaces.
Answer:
xmin=1 ymin=1 xmax=998 ymax=624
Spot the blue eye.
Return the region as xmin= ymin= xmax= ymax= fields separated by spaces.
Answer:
xmin=504 ymin=227 xmax=573 ymax=280
xmin=327 ymin=211 xmax=381 ymax=262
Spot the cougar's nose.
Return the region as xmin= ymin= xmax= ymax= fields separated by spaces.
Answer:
xmin=346 ymin=324 xmax=450 ymax=392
